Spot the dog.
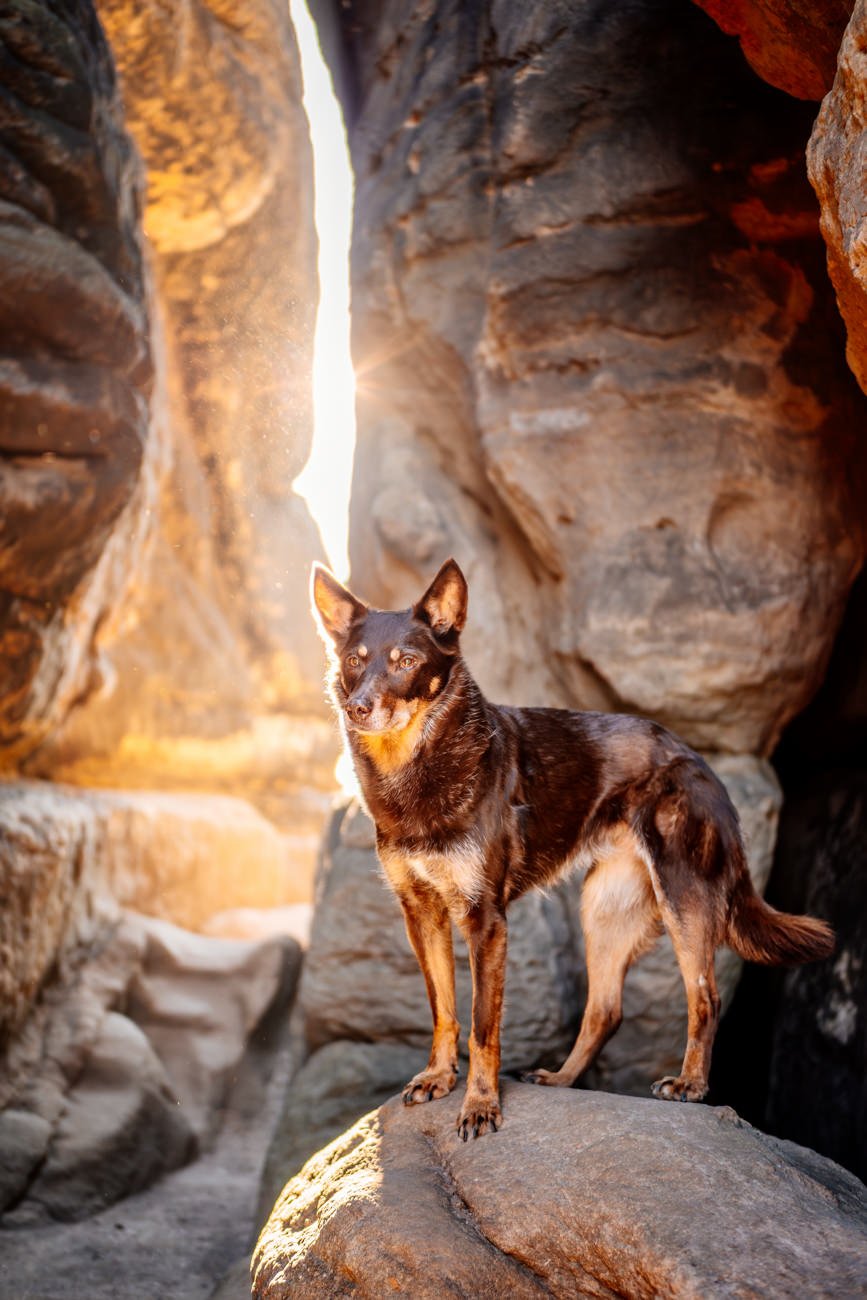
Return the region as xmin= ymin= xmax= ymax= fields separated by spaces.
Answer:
xmin=311 ymin=557 xmax=834 ymax=1140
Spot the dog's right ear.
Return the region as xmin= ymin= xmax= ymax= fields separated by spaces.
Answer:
xmin=310 ymin=565 xmax=367 ymax=643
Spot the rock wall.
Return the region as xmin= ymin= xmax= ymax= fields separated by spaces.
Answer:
xmin=808 ymin=0 xmax=867 ymax=397
xmin=323 ymin=0 xmax=865 ymax=758
xmin=20 ymin=0 xmax=337 ymax=818
xmin=0 ymin=0 xmax=331 ymax=1230
xmin=0 ymin=0 xmax=154 ymax=764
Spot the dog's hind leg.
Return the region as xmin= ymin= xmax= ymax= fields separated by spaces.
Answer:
xmin=525 ymin=833 xmax=661 ymax=1088
xmin=650 ymin=908 xmax=721 ymax=1103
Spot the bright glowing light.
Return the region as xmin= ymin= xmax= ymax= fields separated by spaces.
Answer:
xmin=291 ymin=0 xmax=355 ymax=582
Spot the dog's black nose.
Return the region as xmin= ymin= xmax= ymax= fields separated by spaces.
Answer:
xmin=348 ymin=697 xmax=372 ymax=724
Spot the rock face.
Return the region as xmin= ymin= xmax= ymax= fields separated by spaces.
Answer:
xmin=0 ymin=0 xmax=154 ymax=763
xmin=1 ymin=909 xmax=299 ymax=1223
xmin=325 ymin=0 xmax=865 ymax=757
xmin=22 ymin=0 xmax=336 ymax=807
xmin=0 ymin=779 xmax=309 ymax=1055
xmin=808 ymin=0 xmax=867 ymax=397
xmin=260 ymin=763 xmax=779 ymax=1212
xmin=691 ymin=1 xmax=853 ymax=100
xmin=254 ymin=1083 xmax=867 ymax=1299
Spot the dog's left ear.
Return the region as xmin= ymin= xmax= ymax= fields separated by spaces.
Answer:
xmin=311 ymin=564 xmax=367 ymax=643
xmin=414 ymin=558 xmax=468 ymax=636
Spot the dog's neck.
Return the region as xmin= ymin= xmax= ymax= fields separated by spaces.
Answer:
xmin=346 ymin=659 xmax=494 ymax=839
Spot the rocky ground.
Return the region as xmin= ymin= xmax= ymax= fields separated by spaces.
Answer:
xmin=0 ymin=932 xmax=302 ymax=1300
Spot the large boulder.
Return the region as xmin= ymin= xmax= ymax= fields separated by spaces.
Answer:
xmin=0 ymin=0 xmax=154 ymax=763
xmin=808 ymin=0 xmax=867 ymax=397
xmin=322 ymin=0 xmax=865 ymax=757
xmin=254 ymin=1082 xmax=867 ymax=1298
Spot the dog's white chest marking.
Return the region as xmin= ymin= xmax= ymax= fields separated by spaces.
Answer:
xmin=407 ymin=838 xmax=485 ymax=906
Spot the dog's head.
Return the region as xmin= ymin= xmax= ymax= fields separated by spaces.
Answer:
xmin=311 ymin=558 xmax=468 ymax=736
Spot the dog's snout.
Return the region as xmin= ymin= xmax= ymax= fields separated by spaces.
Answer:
xmin=347 ymin=696 xmax=373 ymax=724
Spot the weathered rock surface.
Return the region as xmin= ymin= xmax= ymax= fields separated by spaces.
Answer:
xmin=254 ymin=1082 xmax=867 ymax=1299
xmin=261 ymin=762 xmax=779 ymax=1208
xmin=0 ymin=779 xmax=310 ymax=1056
xmin=0 ymin=932 xmax=300 ymax=1300
xmin=808 ymin=0 xmax=867 ymax=397
xmin=17 ymin=0 xmax=338 ymax=812
xmin=328 ymin=0 xmax=866 ymax=757
xmin=765 ymin=769 xmax=867 ymax=1182
xmin=0 ymin=0 xmax=154 ymax=762
xmin=1 ymin=909 xmax=299 ymax=1222
xmin=692 ymin=1 xmax=853 ymax=100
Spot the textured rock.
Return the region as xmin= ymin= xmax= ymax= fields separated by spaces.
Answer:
xmin=0 ymin=910 xmax=298 ymax=1222
xmin=24 ymin=0 xmax=336 ymax=803
xmin=125 ymin=913 xmax=300 ymax=1140
xmin=808 ymin=0 xmax=867 ymax=396
xmin=254 ymin=1083 xmax=867 ymax=1299
xmin=0 ymin=780 xmax=309 ymax=1058
xmin=331 ymin=0 xmax=866 ymax=757
xmin=81 ymin=788 xmax=317 ymax=928
xmin=692 ymin=1 xmax=853 ymax=100
xmin=766 ymin=770 xmax=867 ymax=1182
xmin=16 ymin=1011 xmax=195 ymax=1224
xmin=0 ymin=0 xmax=154 ymax=762
xmin=0 ymin=780 xmax=117 ymax=1051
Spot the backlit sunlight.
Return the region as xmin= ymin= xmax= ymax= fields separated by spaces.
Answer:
xmin=291 ymin=0 xmax=356 ymax=582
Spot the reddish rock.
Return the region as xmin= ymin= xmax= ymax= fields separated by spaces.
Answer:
xmin=808 ymin=0 xmax=867 ymax=396
xmin=692 ymin=1 xmax=853 ymax=100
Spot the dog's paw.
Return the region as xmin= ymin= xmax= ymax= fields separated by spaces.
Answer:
xmin=521 ymin=1067 xmax=568 ymax=1087
xmin=651 ymin=1075 xmax=708 ymax=1103
xmin=402 ymin=1066 xmax=458 ymax=1106
xmin=456 ymin=1091 xmax=502 ymax=1141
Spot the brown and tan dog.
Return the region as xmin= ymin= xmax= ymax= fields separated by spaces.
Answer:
xmin=312 ymin=558 xmax=833 ymax=1140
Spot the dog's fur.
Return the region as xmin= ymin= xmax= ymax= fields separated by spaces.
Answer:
xmin=312 ymin=558 xmax=834 ymax=1140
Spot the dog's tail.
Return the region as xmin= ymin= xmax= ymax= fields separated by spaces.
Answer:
xmin=726 ymin=867 xmax=834 ymax=966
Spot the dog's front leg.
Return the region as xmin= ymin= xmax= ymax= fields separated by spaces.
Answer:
xmin=456 ymin=903 xmax=507 ymax=1140
xmin=397 ymin=882 xmax=460 ymax=1105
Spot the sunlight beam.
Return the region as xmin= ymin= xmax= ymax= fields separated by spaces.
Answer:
xmin=291 ymin=0 xmax=356 ymax=582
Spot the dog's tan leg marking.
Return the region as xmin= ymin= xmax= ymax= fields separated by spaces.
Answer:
xmin=525 ymin=833 xmax=661 ymax=1087
xmin=456 ymin=906 xmax=507 ymax=1139
xmin=651 ymin=920 xmax=720 ymax=1103
xmin=397 ymin=881 xmax=460 ymax=1106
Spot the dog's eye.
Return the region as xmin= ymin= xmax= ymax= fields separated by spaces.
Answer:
xmin=346 ymin=655 xmax=360 ymax=669
xmin=399 ymin=655 xmax=417 ymax=670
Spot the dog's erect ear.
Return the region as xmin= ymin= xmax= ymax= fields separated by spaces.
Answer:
xmin=414 ymin=558 xmax=468 ymax=636
xmin=311 ymin=565 xmax=367 ymax=643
